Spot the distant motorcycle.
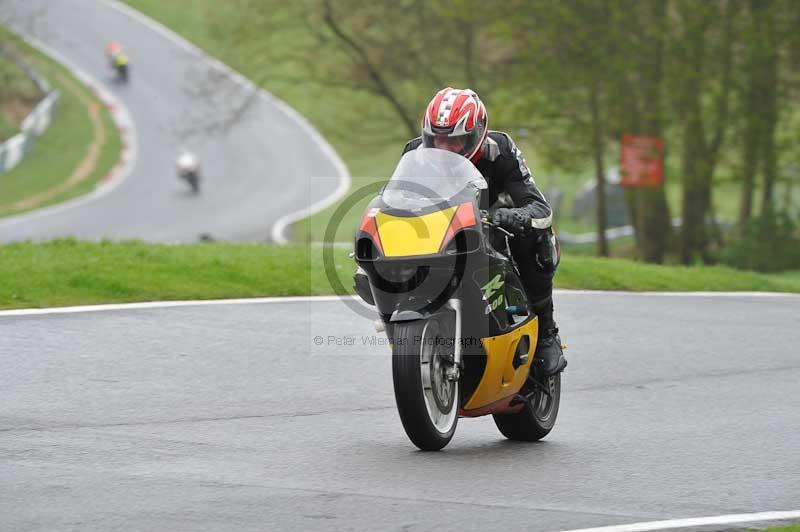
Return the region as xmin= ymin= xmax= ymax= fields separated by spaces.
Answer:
xmin=176 ymin=151 xmax=201 ymax=194
xmin=353 ymin=148 xmax=561 ymax=451
xmin=105 ymin=41 xmax=130 ymax=83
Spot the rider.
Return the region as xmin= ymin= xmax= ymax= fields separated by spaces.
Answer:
xmin=176 ymin=150 xmax=200 ymax=192
xmin=402 ymin=87 xmax=567 ymax=376
xmin=105 ymin=41 xmax=129 ymax=71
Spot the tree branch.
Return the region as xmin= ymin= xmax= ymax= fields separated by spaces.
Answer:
xmin=320 ymin=0 xmax=417 ymax=137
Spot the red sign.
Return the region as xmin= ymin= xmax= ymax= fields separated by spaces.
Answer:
xmin=620 ymin=134 xmax=664 ymax=188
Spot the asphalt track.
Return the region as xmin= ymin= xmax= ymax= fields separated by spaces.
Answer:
xmin=2 ymin=292 xmax=799 ymax=531
xmin=0 ymin=0 xmax=345 ymax=243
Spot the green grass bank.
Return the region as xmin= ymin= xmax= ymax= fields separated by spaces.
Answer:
xmin=1 ymin=240 xmax=797 ymax=310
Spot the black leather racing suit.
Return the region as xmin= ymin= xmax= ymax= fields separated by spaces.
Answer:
xmin=402 ymin=131 xmax=560 ymax=331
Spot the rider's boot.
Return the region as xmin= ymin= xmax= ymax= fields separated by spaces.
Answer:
xmin=532 ymin=295 xmax=567 ymax=376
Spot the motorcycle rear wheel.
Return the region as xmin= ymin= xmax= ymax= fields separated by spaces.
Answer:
xmin=392 ymin=318 xmax=458 ymax=451
xmin=493 ymin=373 xmax=560 ymax=441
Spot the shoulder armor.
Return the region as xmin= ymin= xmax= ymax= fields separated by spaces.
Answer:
xmin=486 ymin=130 xmax=518 ymax=157
xmin=489 ymin=131 xmax=531 ymax=178
xmin=484 ymin=136 xmax=501 ymax=162
xmin=493 ymin=131 xmax=515 ymax=152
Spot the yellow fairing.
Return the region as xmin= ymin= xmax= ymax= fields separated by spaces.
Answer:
xmin=463 ymin=317 xmax=539 ymax=411
xmin=376 ymin=207 xmax=457 ymax=257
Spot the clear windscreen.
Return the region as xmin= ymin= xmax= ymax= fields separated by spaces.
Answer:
xmin=381 ymin=148 xmax=487 ymax=209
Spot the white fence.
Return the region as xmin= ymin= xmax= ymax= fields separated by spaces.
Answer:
xmin=0 ymin=44 xmax=60 ymax=175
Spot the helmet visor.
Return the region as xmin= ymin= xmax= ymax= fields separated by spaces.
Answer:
xmin=422 ymin=123 xmax=485 ymax=159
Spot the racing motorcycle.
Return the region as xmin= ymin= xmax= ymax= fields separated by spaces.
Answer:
xmin=353 ymin=148 xmax=561 ymax=451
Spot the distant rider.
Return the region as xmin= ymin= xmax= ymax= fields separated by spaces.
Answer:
xmin=402 ymin=87 xmax=566 ymax=376
xmin=176 ymin=150 xmax=201 ymax=193
xmin=105 ymin=41 xmax=129 ymax=80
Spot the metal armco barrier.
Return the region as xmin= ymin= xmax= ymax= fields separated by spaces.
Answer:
xmin=0 ymin=43 xmax=60 ymax=175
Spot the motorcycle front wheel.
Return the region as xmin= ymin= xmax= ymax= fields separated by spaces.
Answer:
xmin=493 ymin=373 xmax=560 ymax=441
xmin=392 ymin=318 xmax=458 ymax=451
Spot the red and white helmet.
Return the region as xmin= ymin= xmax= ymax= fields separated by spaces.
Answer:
xmin=422 ymin=87 xmax=488 ymax=163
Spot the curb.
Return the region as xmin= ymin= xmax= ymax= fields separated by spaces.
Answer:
xmin=1 ymin=289 xmax=798 ymax=318
xmin=88 ymin=87 xmax=135 ymax=190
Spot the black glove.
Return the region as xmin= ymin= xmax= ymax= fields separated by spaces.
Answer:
xmin=493 ymin=207 xmax=530 ymax=235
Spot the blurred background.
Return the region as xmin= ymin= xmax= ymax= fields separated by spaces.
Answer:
xmin=128 ymin=0 xmax=799 ymax=271
xmin=1 ymin=0 xmax=799 ymax=274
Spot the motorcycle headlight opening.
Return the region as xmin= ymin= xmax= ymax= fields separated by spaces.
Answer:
xmin=356 ymin=237 xmax=381 ymax=261
xmin=375 ymin=263 xmax=424 ymax=283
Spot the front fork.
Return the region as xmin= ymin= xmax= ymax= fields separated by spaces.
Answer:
xmin=443 ymin=298 xmax=462 ymax=382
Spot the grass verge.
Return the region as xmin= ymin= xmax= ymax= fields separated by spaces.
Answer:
xmin=1 ymin=240 xmax=798 ymax=310
xmin=0 ymin=27 xmax=121 ymax=218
